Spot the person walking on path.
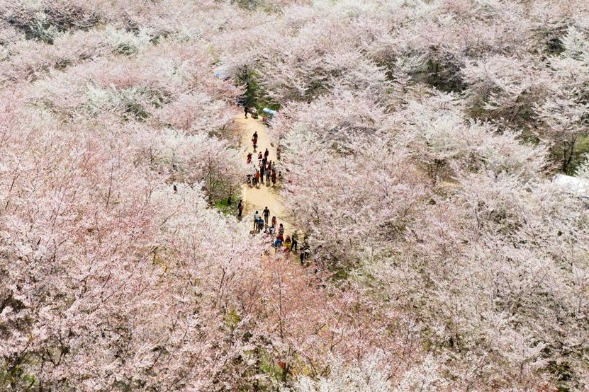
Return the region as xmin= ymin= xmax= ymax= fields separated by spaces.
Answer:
xmin=263 ymin=207 xmax=270 ymax=226
xmin=255 ymin=170 xmax=261 ymax=188
xmin=274 ymin=234 xmax=283 ymax=250
xmin=260 ymin=164 xmax=265 ymax=183
xmin=246 ymin=152 xmax=252 ymax=164
xmin=252 ymin=131 xmax=258 ymax=150
xmin=300 ymin=244 xmax=310 ymax=266
xmin=264 ymin=148 xmax=269 ymax=160
xmin=278 ymin=223 xmax=284 ymax=237
xmin=271 ymin=169 xmax=277 ymax=186
xmin=244 ymin=106 xmax=249 ymax=118
xmin=253 ymin=211 xmax=260 ymax=231
xmin=291 ymin=230 xmax=298 ymax=253
xmin=271 ymin=216 xmax=277 ymax=228
xmin=238 ymin=200 xmax=243 ymax=219
xmin=265 ymin=165 xmax=271 ymax=183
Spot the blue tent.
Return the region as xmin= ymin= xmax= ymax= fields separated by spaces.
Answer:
xmin=262 ymin=108 xmax=277 ymax=117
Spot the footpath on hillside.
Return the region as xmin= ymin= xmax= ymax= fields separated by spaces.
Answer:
xmin=234 ymin=114 xmax=319 ymax=274
xmin=234 ymin=116 xmax=293 ymax=235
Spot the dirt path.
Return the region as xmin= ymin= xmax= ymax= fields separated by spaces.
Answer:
xmin=235 ymin=117 xmax=293 ymax=234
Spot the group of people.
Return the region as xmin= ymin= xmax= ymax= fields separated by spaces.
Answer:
xmin=237 ymin=119 xmax=312 ymax=262
xmin=240 ymin=107 xmax=314 ymax=265
xmin=246 ymin=133 xmax=281 ymax=188
xmin=252 ymin=208 xmax=306 ymax=255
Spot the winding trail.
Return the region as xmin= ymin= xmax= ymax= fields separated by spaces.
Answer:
xmin=235 ymin=117 xmax=293 ymax=234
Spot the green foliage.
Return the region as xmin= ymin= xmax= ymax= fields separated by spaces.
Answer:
xmin=230 ymin=0 xmax=283 ymax=13
xmin=214 ymin=196 xmax=238 ymax=216
xmin=569 ymin=135 xmax=589 ymax=174
xmin=236 ymin=67 xmax=260 ymax=108
xmin=258 ymin=100 xmax=281 ymax=112
xmin=419 ymin=55 xmax=466 ymax=93
xmin=231 ymin=0 xmax=259 ymax=10
xmin=331 ymin=268 xmax=349 ymax=281
xmin=0 ymin=362 xmax=38 ymax=391
xmin=26 ymin=12 xmax=59 ymax=44
xmin=258 ymin=350 xmax=285 ymax=383
xmin=548 ymin=360 xmax=573 ymax=391
xmin=547 ymin=36 xmax=565 ymax=55
xmin=231 ymin=0 xmax=271 ymax=11
xmin=115 ymin=42 xmax=138 ymax=55
xmin=123 ymin=101 xmax=149 ymax=121
xmin=149 ymin=89 xmax=172 ymax=109
xmin=547 ymin=134 xmax=589 ymax=175
xmin=235 ymin=67 xmax=280 ymax=111
xmin=224 ymin=308 xmax=241 ymax=330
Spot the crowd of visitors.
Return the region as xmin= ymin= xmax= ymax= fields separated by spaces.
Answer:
xmin=249 ymin=207 xmax=309 ymax=261
xmin=245 ymin=134 xmax=282 ymax=189
xmin=239 ymin=126 xmax=309 ymax=261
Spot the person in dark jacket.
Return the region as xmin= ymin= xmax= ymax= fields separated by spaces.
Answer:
xmin=263 ymin=207 xmax=270 ymax=226
xmin=291 ymin=230 xmax=298 ymax=253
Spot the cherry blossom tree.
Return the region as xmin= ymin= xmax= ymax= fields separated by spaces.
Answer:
xmin=0 ymin=97 xmax=260 ymax=389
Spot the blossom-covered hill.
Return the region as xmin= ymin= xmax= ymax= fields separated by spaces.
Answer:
xmin=1 ymin=0 xmax=588 ymax=390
